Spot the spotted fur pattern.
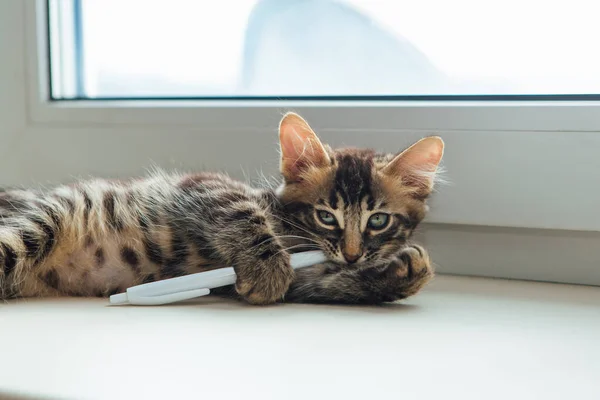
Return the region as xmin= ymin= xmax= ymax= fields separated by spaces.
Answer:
xmin=0 ymin=113 xmax=444 ymax=305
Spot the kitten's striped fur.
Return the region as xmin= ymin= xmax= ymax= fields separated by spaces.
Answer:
xmin=0 ymin=113 xmax=444 ymax=304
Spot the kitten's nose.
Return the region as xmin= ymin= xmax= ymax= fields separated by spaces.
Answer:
xmin=343 ymin=250 xmax=363 ymax=264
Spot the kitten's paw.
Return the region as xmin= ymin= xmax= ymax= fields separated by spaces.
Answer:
xmin=395 ymin=244 xmax=430 ymax=277
xmin=388 ymin=244 xmax=434 ymax=297
xmin=235 ymin=254 xmax=295 ymax=305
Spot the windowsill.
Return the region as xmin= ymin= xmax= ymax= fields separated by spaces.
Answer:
xmin=1 ymin=275 xmax=599 ymax=400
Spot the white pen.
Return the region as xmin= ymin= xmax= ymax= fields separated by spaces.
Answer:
xmin=109 ymin=250 xmax=327 ymax=306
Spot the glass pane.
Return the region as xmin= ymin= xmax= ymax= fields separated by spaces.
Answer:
xmin=49 ymin=0 xmax=600 ymax=98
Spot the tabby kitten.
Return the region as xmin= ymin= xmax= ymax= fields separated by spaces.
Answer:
xmin=0 ymin=112 xmax=444 ymax=305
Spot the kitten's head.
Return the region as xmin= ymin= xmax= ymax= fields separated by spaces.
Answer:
xmin=276 ymin=112 xmax=444 ymax=265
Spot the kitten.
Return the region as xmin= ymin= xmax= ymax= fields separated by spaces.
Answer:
xmin=0 ymin=112 xmax=443 ymax=304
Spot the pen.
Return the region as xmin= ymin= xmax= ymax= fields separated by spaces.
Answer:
xmin=109 ymin=250 xmax=327 ymax=306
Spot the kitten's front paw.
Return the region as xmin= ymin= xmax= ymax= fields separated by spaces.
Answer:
xmin=235 ymin=254 xmax=295 ymax=305
xmin=389 ymin=244 xmax=434 ymax=298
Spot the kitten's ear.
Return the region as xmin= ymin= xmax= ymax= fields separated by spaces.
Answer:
xmin=279 ymin=112 xmax=330 ymax=182
xmin=382 ymin=136 xmax=444 ymax=194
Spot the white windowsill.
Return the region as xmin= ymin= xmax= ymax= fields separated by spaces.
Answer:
xmin=1 ymin=275 xmax=599 ymax=400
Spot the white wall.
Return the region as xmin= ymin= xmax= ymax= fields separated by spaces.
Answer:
xmin=0 ymin=2 xmax=26 ymax=147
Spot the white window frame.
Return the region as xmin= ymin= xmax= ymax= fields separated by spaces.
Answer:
xmin=28 ymin=0 xmax=600 ymax=132
xmin=2 ymin=0 xmax=599 ymax=286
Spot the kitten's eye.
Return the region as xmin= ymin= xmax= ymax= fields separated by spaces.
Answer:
xmin=368 ymin=213 xmax=390 ymax=230
xmin=317 ymin=210 xmax=337 ymax=226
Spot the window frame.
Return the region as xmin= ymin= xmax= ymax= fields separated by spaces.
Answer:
xmin=30 ymin=0 xmax=600 ymax=132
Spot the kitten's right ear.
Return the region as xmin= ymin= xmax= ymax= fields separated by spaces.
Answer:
xmin=279 ymin=112 xmax=330 ymax=182
xmin=381 ymin=136 xmax=444 ymax=195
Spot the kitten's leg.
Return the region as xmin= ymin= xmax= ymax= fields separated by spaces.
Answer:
xmin=209 ymin=205 xmax=295 ymax=305
xmin=0 ymin=184 xmax=139 ymax=299
xmin=285 ymin=244 xmax=433 ymax=304
xmin=0 ymin=191 xmax=75 ymax=299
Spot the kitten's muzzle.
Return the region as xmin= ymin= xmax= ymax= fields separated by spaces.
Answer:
xmin=342 ymin=249 xmax=363 ymax=264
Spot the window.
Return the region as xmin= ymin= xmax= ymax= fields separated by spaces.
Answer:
xmin=48 ymin=0 xmax=600 ymax=100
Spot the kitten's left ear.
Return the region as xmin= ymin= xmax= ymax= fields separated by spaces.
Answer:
xmin=382 ymin=136 xmax=444 ymax=194
xmin=279 ymin=112 xmax=330 ymax=182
